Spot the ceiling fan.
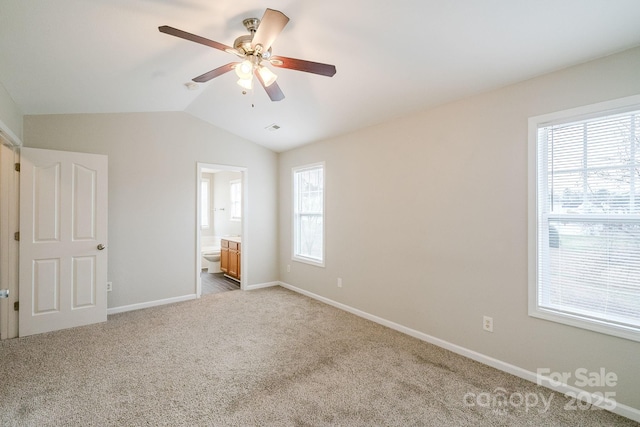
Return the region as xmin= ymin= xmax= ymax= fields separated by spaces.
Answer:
xmin=159 ymin=8 xmax=337 ymax=102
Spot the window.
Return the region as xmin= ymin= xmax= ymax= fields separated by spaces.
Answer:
xmin=293 ymin=163 xmax=324 ymax=266
xmin=201 ymin=178 xmax=210 ymax=229
xmin=230 ymin=179 xmax=241 ymax=221
xmin=529 ymin=96 xmax=640 ymax=342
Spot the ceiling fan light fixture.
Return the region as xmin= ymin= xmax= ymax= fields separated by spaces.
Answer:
xmin=237 ymin=77 xmax=253 ymax=90
xmin=257 ymin=65 xmax=278 ymax=87
xmin=235 ymin=59 xmax=254 ymax=79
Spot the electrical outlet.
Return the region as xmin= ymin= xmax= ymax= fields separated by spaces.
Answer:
xmin=483 ymin=316 xmax=493 ymax=332
xmin=337 ymin=278 xmax=343 ymax=288
xmin=287 ymin=265 xmax=291 ymax=273
xmin=106 ymin=282 xmax=113 ymax=292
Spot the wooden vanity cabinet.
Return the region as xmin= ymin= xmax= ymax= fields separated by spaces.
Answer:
xmin=220 ymin=239 xmax=241 ymax=281
xmin=220 ymin=239 xmax=229 ymax=274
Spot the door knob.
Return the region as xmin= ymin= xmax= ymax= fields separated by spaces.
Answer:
xmin=97 ymin=244 xmax=106 ymax=250
xmin=0 ymin=289 xmax=8 ymax=299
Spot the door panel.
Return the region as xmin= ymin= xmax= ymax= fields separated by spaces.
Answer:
xmin=20 ymin=147 xmax=108 ymax=337
xmin=34 ymin=162 xmax=60 ymax=242
xmin=73 ymin=164 xmax=97 ymax=240
xmin=221 ymin=247 xmax=228 ymax=273
xmin=72 ymin=256 xmax=96 ymax=308
xmin=229 ymin=249 xmax=238 ymax=278
xmin=33 ymin=258 xmax=60 ymax=314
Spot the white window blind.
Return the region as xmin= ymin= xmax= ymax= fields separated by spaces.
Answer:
xmin=293 ymin=163 xmax=324 ymax=266
xmin=533 ymin=107 xmax=640 ymax=340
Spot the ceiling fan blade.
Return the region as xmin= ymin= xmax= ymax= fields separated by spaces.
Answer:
xmin=159 ymin=25 xmax=232 ymax=52
xmin=251 ymin=9 xmax=289 ymax=53
xmin=193 ymin=63 xmax=239 ymax=83
xmin=255 ymin=71 xmax=285 ymax=101
xmin=269 ymin=56 xmax=336 ymax=77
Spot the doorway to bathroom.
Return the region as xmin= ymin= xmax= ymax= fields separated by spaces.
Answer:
xmin=196 ymin=163 xmax=247 ymax=297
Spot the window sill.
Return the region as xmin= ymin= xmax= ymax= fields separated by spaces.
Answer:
xmin=292 ymin=255 xmax=325 ymax=268
xmin=529 ymin=305 xmax=640 ymax=343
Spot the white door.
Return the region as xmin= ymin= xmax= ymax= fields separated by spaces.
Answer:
xmin=19 ymin=147 xmax=108 ymax=336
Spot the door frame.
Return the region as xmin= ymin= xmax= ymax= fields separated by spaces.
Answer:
xmin=0 ymin=133 xmax=20 ymax=340
xmin=196 ymin=162 xmax=248 ymax=296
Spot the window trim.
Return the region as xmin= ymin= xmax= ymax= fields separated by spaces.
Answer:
xmin=229 ymin=179 xmax=242 ymax=221
xmin=292 ymin=162 xmax=325 ymax=267
xmin=201 ymin=178 xmax=210 ymax=229
xmin=528 ymin=94 xmax=640 ymax=342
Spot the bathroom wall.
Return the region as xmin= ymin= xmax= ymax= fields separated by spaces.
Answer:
xmin=213 ymin=171 xmax=242 ymax=237
xmin=24 ymin=111 xmax=278 ymax=308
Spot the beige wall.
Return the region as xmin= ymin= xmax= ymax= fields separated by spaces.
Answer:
xmin=24 ymin=111 xmax=278 ymax=308
xmin=278 ymin=47 xmax=640 ymax=409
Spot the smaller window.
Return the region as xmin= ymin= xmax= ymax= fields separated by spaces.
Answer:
xmin=293 ymin=163 xmax=325 ymax=266
xmin=201 ymin=178 xmax=210 ymax=229
xmin=230 ymin=179 xmax=242 ymax=221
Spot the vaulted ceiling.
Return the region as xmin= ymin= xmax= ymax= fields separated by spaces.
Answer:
xmin=1 ymin=0 xmax=640 ymax=152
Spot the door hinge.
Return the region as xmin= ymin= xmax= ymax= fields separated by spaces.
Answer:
xmin=14 ymin=301 xmax=19 ymax=311
xmin=14 ymin=231 xmax=19 ymax=241
xmin=14 ymin=163 xmax=20 ymax=172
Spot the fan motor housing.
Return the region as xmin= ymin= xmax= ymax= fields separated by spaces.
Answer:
xmin=233 ymin=35 xmax=272 ymax=59
xmin=233 ymin=35 xmax=253 ymax=54
xmin=234 ymin=18 xmax=272 ymax=58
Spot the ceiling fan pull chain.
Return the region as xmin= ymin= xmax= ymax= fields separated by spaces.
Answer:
xmin=251 ymin=84 xmax=256 ymax=108
xmin=241 ymin=83 xmax=256 ymax=108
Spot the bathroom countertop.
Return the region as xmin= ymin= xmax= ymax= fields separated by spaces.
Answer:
xmin=222 ymin=236 xmax=241 ymax=243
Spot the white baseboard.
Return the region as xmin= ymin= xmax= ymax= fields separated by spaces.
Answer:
xmin=107 ymin=294 xmax=197 ymax=315
xmin=107 ymin=280 xmax=278 ymax=315
xmin=278 ymin=281 xmax=640 ymax=423
xmin=245 ymin=281 xmax=279 ymax=291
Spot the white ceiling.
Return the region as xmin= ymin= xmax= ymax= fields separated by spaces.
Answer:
xmin=1 ymin=1 xmax=640 ymax=152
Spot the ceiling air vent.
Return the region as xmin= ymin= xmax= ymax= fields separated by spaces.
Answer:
xmin=265 ymin=123 xmax=281 ymax=132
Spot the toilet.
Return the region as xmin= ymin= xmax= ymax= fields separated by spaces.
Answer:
xmin=201 ymin=236 xmax=222 ymax=273
xmin=203 ymin=252 xmax=221 ymax=273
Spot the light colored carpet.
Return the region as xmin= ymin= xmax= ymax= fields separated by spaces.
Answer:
xmin=0 ymin=287 xmax=636 ymax=426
